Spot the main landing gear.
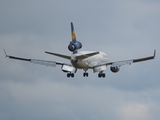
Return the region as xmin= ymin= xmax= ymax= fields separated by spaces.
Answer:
xmin=67 ymin=72 xmax=74 ymax=78
xmin=83 ymin=69 xmax=88 ymax=77
xmin=98 ymin=71 xmax=105 ymax=78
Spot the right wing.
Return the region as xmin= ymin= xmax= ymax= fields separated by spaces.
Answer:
xmin=4 ymin=49 xmax=64 ymax=67
xmin=108 ymin=50 xmax=156 ymax=67
xmin=76 ymin=52 xmax=99 ymax=60
xmin=93 ymin=50 xmax=156 ymax=73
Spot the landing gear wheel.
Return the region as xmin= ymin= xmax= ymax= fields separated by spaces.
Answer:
xmin=67 ymin=73 xmax=70 ymax=78
xmin=67 ymin=73 xmax=74 ymax=78
xmin=98 ymin=72 xmax=105 ymax=78
xmin=83 ymin=73 xmax=86 ymax=77
xmin=102 ymin=73 xmax=105 ymax=78
xmin=83 ymin=72 xmax=89 ymax=77
xmin=83 ymin=69 xmax=89 ymax=77
xmin=86 ymin=73 xmax=88 ymax=77
xmin=98 ymin=73 xmax=101 ymax=78
xmin=71 ymin=73 xmax=74 ymax=77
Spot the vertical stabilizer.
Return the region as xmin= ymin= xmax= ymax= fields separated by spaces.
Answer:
xmin=68 ymin=22 xmax=82 ymax=53
xmin=71 ymin=22 xmax=76 ymax=42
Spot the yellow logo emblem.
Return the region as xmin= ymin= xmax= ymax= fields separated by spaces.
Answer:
xmin=72 ymin=30 xmax=75 ymax=40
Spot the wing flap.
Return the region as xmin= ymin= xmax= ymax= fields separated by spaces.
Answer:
xmin=111 ymin=60 xmax=133 ymax=67
xmin=31 ymin=59 xmax=56 ymax=67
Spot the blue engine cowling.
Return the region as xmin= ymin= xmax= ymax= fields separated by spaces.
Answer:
xmin=68 ymin=41 xmax=82 ymax=52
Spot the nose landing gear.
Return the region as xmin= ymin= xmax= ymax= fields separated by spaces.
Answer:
xmin=83 ymin=69 xmax=88 ymax=77
xmin=83 ymin=72 xmax=88 ymax=77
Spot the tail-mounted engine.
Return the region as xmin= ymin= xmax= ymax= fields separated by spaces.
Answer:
xmin=68 ymin=41 xmax=82 ymax=52
xmin=68 ymin=22 xmax=82 ymax=53
xmin=110 ymin=66 xmax=120 ymax=73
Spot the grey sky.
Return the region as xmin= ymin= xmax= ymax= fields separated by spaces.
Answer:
xmin=0 ymin=0 xmax=160 ymax=120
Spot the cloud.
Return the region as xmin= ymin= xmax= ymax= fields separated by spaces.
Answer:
xmin=0 ymin=0 xmax=160 ymax=120
xmin=1 ymin=79 xmax=160 ymax=120
xmin=118 ymin=103 xmax=149 ymax=120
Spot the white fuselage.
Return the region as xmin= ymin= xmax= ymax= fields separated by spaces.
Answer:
xmin=70 ymin=51 xmax=109 ymax=69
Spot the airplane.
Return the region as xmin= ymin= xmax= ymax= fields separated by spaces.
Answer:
xmin=4 ymin=22 xmax=156 ymax=78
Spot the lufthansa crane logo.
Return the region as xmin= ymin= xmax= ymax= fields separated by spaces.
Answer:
xmin=72 ymin=30 xmax=75 ymax=40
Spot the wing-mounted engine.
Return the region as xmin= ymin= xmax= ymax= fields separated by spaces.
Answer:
xmin=61 ymin=64 xmax=77 ymax=73
xmin=110 ymin=66 xmax=120 ymax=73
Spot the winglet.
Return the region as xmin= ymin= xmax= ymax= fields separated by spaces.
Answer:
xmin=154 ymin=49 xmax=156 ymax=58
xmin=3 ymin=49 xmax=8 ymax=58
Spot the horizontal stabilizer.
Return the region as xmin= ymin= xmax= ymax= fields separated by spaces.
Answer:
xmin=77 ymin=52 xmax=99 ymax=60
xmin=45 ymin=51 xmax=71 ymax=60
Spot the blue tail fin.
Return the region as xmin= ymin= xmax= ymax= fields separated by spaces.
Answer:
xmin=71 ymin=22 xmax=76 ymax=42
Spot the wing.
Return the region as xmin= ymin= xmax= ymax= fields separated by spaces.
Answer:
xmin=93 ymin=50 xmax=156 ymax=72
xmin=4 ymin=49 xmax=64 ymax=67
xmin=109 ymin=50 xmax=156 ymax=67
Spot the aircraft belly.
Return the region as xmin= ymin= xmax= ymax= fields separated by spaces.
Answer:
xmin=71 ymin=60 xmax=93 ymax=69
xmin=70 ymin=51 xmax=109 ymax=69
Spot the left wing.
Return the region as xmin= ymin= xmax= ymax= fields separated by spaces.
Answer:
xmin=4 ymin=49 xmax=77 ymax=73
xmin=4 ymin=49 xmax=63 ymax=67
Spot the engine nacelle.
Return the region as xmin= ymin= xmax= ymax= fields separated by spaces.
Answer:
xmin=61 ymin=64 xmax=77 ymax=73
xmin=110 ymin=66 xmax=120 ymax=73
xmin=68 ymin=41 xmax=82 ymax=52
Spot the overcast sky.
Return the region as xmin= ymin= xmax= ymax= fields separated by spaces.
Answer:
xmin=0 ymin=0 xmax=160 ymax=120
